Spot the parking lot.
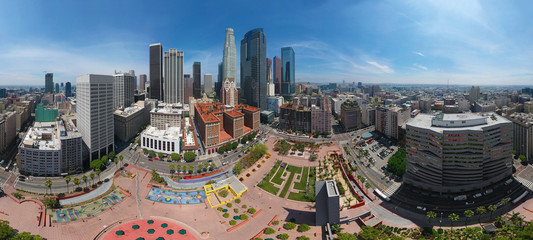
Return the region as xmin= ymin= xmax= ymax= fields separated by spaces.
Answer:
xmin=353 ymin=133 xmax=399 ymax=174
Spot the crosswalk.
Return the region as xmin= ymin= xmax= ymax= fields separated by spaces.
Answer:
xmin=382 ymin=182 xmax=401 ymax=196
xmin=515 ymin=176 xmax=533 ymax=190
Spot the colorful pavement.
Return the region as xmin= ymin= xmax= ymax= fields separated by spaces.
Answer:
xmin=102 ymin=219 xmax=197 ymax=240
xmin=145 ymin=187 xmax=206 ymax=205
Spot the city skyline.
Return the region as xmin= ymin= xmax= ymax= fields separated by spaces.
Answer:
xmin=1 ymin=1 xmax=533 ymax=86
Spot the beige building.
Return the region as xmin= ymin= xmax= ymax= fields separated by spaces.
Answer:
xmin=150 ymin=103 xmax=186 ymax=130
xmin=114 ymin=101 xmax=152 ymax=142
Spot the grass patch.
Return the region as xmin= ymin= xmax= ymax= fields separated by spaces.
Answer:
xmin=287 ymin=191 xmax=310 ymax=202
xmin=258 ymin=180 xmax=280 ymax=195
xmin=279 ymin=170 xmax=297 ymax=198
xmin=293 ymin=167 xmax=309 ymax=191
xmin=271 ymin=163 xmax=286 ymax=185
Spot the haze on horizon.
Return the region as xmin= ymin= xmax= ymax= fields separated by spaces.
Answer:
xmin=0 ymin=0 xmax=532 ymax=86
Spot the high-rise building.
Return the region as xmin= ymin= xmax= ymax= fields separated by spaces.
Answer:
xmin=113 ymin=72 xmax=136 ymax=109
xmin=375 ymin=105 xmax=410 ymax=140
xmin=45 ymin=73 xmax=54 ymax=93
xmin=216 ymin=62 xmax=223 ymax=100
xmin=164 ymin=49 xmax=184 ymax=104
xmin=65 ymin=82 xmax=72 ymax=97
xmin=223 ymin=28 xmax=237 ymax=82
xmin=241 ymin=28 xmax=267 ymax=110
xmin=184 ymin=74 xmax=193 ymax=104
xmin=266 ymin=58 xmax=275 ymax=97
xmin=469 ymin=86 xmax=480 ymax=104
xmin=273 ymin=56 xmax=281 ymax=95
xmin=76 ymin=74 xmax=114 ymax=161
xmin=55 ymin=83 xmax=60 ymax=93
xmin=404 ymin=113 xmax=512 ymax=193
xmin=281 ymin=47 xmax=295 ymax=96
xmin=506 ymin=113 xmax=533 ymax=162
xmin=204 ymin=74 xmax=213 ymax=94
xmin=139 ymin=74 xmax=147 ymax=91
xmin=340 ymin=100 xmax=362 ymax=131
xmin=193 ymin=62 xmax=202 ymax=99
xmin=279 ymin=95 xmax=331 ymax=133
xmin=221 ymin=77 xmax=238 ymax=106
xmin=149 ymin=43 xmax=163 ymax=100
xmin=0 ymin=88 xmax=6 ymax=98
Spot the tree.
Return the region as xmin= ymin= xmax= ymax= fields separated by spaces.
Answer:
xmin=114 ymin=157 xmax=119 ymax=169
xmin=73 ymin=177 xmax=80 ymax=186
xmin=64 ymin=176 xmax=71 ymax=192
xmin=171 ymin=153 xmax=180 ymax=161
xmin=345 ymin=197 xmax=354 ymax=207
xmin=520 ymin=154 xmax=527 ymax=163
xmin=427 ymin=211 xmax=437 ymax=224
xmin=90 ymin=172 xmax=95 ymax=185
xmin=476 ymin=206 xmax=487 ymax=223
xmin=82 ymin=175 xmax=88 ymax=187
xmin=358 ymin=226 xmax=380 ymax=240
xmin=448 ymin=213 xmax=459 ymax=229
xmin=148 ymin=150 xmax=156 ymax=158
xmin=241 ymin=136 xmax=248 ymax=144
xmin=119 ymin=155 xmax=124 ymax=164
xmin=298 ymin=236 xmax=311 ymax=240
xmin=284 ymin=222 xmax=296 ymax=230
xmin=95 ymin=169 xmax=101 ymax=181
xmin=44 ymin=179 xmax=52 ymax=195
xmin=387 ymin=148 xmax=406 ymax=177
xmin=44 ymin=197 xmax=59 ymax=209
xmin=337 ymin=233 xmax=356 ymax=240
xmin=330 ymin=224 xmax=343 ymax=234
xmin=169 ymin=164 xmax=175 ymax=174
xmin=464 ymin=210 xmax=474 ymax=227
xmin=184 ymin=152 xmax=197 ymax=162
xmin=188 ymin=164 xmax=194 ymax=173
xmin=233 ymin=163 xmax=243 ymax=175
xmin=108 ymin=151 xmax=116 ymax=161
xmin=0 ymin=220 xmax=14 ymax=240
xmin=264 ymin=227 xmax=276 ymax=235
xmin=298 ymin=224 xmax=310 ymax=232
xmin=218 ymin=146 xmax=226 ymax=154
xmin=365 ymin=182 xmax=371 ymax=191
xmin=176 ymin=164 xmax=182 ymax=172
xmin=488 ymin=204 xmax=497 ymax=218
xmin=278 ymin=233 xmax=289 ymax=240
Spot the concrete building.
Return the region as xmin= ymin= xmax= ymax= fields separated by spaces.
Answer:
xmin=222 ymin=28 xmax=237 ymax=83
xmin=18 ymin=119 xmax=82 ymax=176
xmin=204 ymin=74 xmax=213 ymax=94
xmin=164 ymin=49 xmax=184 ymax=104
xmin=181 ymin=117 xmax=199 ymax=154
xmin=375 ymin=105 xmax=410 ymax=140
xmin=113 ymin=72 xmax=136 ymax=109
xmin=404 ymin=113 xmax=512 ymax=193
xmin=524 ymin=102 xmax=533 ymax=114
xmin=474 ymin=101 xmax=496 ymax=113
xmin=279 ymin=95 xmax=331 ymax=134
xmin=184 ymin=74 xmax=193 ymax=104
xmin=76 ymin=74 xmax=114 ymax=161
xmin=150 ymin=103 xmax=186 ymax=130
xmin=361 ymin=104 xmax=376 ymax=127
xmin=149 ymin=43 xmax=163 ymax=100
xmin=267 ymin=96 xmax=284 ymax=115
xmin=65 ymin=82 xmax=72 ymax=97
xmin=273 ymin=56 xmax=281 ymax=95
xmin=469 ymin=86 xmax=481 ymax=104
xmin=241 ymin=28 xmax=267 ymax=110
xmin=139 ymin=74 xmax=147 ymax=91
xmin=45 ymin=73 xmax=54 ymax=93
xmin=220 ymin=77 xmax=238 ymax=107
xmin=506 ymin=113 xmax=533 ymax=162
xmin=193 ymin=62 xmax=202 ymax=99
xmin=315 ymin=180 xmax=340 ymax=226
xmin=340 ymin=100 xmax=362 ymax=131
xmin=266 ymin=58 xmax=275 ymax=97
xmin=141 ymin=126 xmax=181 ymax=154
xmin=114 ymin=101 xmax=151 ymax=142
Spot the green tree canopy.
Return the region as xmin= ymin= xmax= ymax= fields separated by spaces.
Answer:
xmin=184 ymin=152 xmax=197 ymax=162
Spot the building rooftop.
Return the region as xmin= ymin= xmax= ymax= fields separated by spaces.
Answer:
xmin=326 ymin=180 xmax=339 ymax=197
xmin=224 ymin=110 xmax=244 ymax=118
xmin=507 ymin=112 xmax=533 ymax=125
xmin=183 ymin=117 xmax=197 ymax=148
xmin=23 ymin=122 xmax=61 ymax=150
xmin=408 ymin=112 xmax=510 ymax=132
xmin=115 ymin=105 xmax=144 ymax=117
xmin=143 ymin=126 xmax=181 ymax=141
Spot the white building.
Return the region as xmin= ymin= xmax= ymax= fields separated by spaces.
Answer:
xmin=77 ymin=74 xmax=114 ymax=161
xmin=151 ymin=102 xmax=188 ymax=130
xmin=141 ymin=126 xmax=181 ymax=154
xmin=267 ymin=96 xmax=284 ymax=115
xmin=113 ymin=72 xmax=136 ymax=109
xmin=164 ymin=49 xmax=184 ymax=104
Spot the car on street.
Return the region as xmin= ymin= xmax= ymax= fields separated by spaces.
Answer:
xmin=416 ymin=206 xmax=426 ymax=211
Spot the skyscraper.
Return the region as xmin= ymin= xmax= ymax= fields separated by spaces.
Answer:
xmin=216 ymin=62 xmax=223 ymax=100
xmin=45 ymin=73 xmax=54 ymax=93
xmin=184 ymin=74 xmax=193 ymax=104
xmin=469 ymin=86 xmax=480 ymax=104
xmin=55 ymin=83 xmax=60 ymax=93
xmin=76 ymin=74 xmax=114 ymax=161
xmin=149 ymin=43 xmax=163 ymax=100
xmin=65 ymin=82 xmax=72 ymax=97
xmin=113 ymin=72 xmax=136 ymax=109
xmin=164 ymin=49 xmax=184 ymax=104
xmin=193 ymin=62 xmax=202 ymax=99
xmin=223 ymin=28 xmax=237 ymax=81
xmin=60 ymin=82 xmax=64 ymax=88
xmin=0 ymin=88 xmax=6 ymax=98
xmin=266 ymin=58 xmax=275 ymax=97
xmin=273 ymin=56 xmax=281 ymax=95
xmin=241 ymin=28 xmax=267 ymax=110
xmin=221 ymin=77 xmax=238 ymax=107
xmin=204 ymin=74 xmax=213 ymax=94
xmin=139 ymin=74 xmax=147 ymax=91
xmin=281 ymin=47 xmax=295 ymax=96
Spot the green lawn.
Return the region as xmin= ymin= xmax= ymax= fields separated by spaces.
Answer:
xmin=271 ymin=163 xmax=286 ymax=185
xmin=287 ymin=191 xmax=310 ymax=202
xmin=258 ymin=180 xmax=280 ymax=195
xmin=293 ymin=167 xmax=309 ymax=191
xmin=279 ymin=170 xmax=296 ymax=198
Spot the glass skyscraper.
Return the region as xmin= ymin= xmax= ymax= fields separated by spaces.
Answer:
xmin=149 ymin=43 xmax=163 ymax=101
xmin=281 ymin=47 xmax=295 ymax=96
xmin=240 ymin=28 xmax=267 ymax=110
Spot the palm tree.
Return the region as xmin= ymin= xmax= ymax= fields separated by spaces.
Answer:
xmin=82 ymin=175 xmax=88 ymax=187
xmin=476 ymin=206 xmax=487 ymax=223
xmin=464 ymin=210 xmax=474 ymax=227
xmin=345 ymin=197 xmax=354 ymax=207
xmin=448 ymin=213 xmax=459 ymax=230
xmin=169 ymin=164 xmax=175 ymax=174
xmin=427 ymin=211 xmax=437 ymax=224
xmin=114 ymin=157 xmax=119 ymax=169
xmin=64 ymin=176 xmax=71 ymax=192
xmin=488 ymin=204 xmax=497 ymax=219
xmin=44 ymin=179 xmax=53 ymax=195
xmin=500 ymin=198 xmax=510 ymax=214
xmin=119 ymin=155 xmax=124 ymax=165
xmin=364 ymin=182 xmax=371 ymax=192
xmin=73 ymin=177 xmax=80 ymax=186
xmin=95 ymin=169 xmax=101 ymax=181
xmin=176 ymin=164 xmax=181 ymax=173
xmin=510 ymin=212 xmax=525 ymax=227
xmin=90 ymin=172 xmax=95 ymax=185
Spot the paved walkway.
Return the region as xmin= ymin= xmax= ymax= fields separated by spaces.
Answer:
xmin=164 ymin=172 xmax=232 ymax=190
xmin=59 ymin=181 xmax=113 ymax=206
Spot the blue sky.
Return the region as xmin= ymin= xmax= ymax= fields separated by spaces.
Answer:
xmin=0 ymin=0 xmax=532 ymax=86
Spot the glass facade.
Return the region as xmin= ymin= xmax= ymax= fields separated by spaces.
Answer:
xmin=281 ymin=47 xmax=295 ymax=96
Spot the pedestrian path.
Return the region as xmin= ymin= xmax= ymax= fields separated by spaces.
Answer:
xmin=516 ymin=176 xmax=533 ymax=190
xmin=382 ymin=182 xmax=401 ymax=197
xmin=59 ymin=181 xmax=113 ymax=206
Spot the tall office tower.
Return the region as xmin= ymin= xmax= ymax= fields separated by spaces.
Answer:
xmin=128 ymin=70 xmax=137 ymax=90
xmin=193 ymin=62 xmax=202 ymax=99
xmin=113 ymin=72 xmax=136 ymax=109
xmin=204 ymin=74 xmax=213 ymax=93
xmin=469 ymin=86 xmax=480 ymax=104
xmin=45 ymin=73 xmax=54 ymax=93
xmin=65 ymin=82 xmax=72 ymax=97
xmin=184 ymin=74 xmax=193 ymax=104
xmin=273 ymin=56 xmax=281 ymax=95
xmin=164 ymin=49 xmax=184 ymax=104
xmin=223 ymin=28 xmax=237 ymax=81
xmin=216 ymin=62 xmax=223 ymax=99
xmin=139 ymin=74 xmax=147 ymax=91
xmin=0 ymin=88 xmax=6 ymax=98
xmin=241 ymin=28 xmax=267 ymax=110
xmin=60 ymin=82 xmax=64 ymax=88
xmin=266 ymin=58 xmax=275 ymax=97
xmin=55 ymin=83 xmax=60 ymax=93
xmin=281 ymin=47 xmax=295 ymax=96
xmin=76 ymin=74 xmax=114 ymax=161
xmin=149 ymin=43 xmax=163 ymax=100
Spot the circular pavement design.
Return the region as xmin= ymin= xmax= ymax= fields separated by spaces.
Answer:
xmin=102 ymin=219 xmax=197 ymax=240
xmin=82 ymin=202 xmax=104 ymax=215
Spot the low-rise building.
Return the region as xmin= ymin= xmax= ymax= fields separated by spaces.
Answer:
xmin=140 ymin=126 xmax=181 ymax=154
xmin=114 ymin=101 xmax=151 ymax=142
xmin=181 ymin=117 xmax=199 ymax=154
xmin=150 ymin=102 xmax=186 ymax=130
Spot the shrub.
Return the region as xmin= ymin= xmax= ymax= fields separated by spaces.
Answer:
xmin=75 ymin=187 xmax=82 ymax=192
xmin=184 ymin=152 xmax=197 ymax=162
xmin=229 ymin=220 xmax=236 ymax=225
xmin=240 ymin=214 xmax=248 ymax=220
xmin=242 ymin=204 xmax=247 ymax=208
xmin=272 ymin=220 xmax=280 ymax=225
xmin=13 ymin=192 xmax=23 ymax=199
xmin=278 ymin=233 xmax=289 ymax=240
xmin=298 ymin=224 xmax=310 ymax=232
xmin=217 ymin=207 xmax=224 ymax=212
xmin=284 ymin=222 xmax=296 ymax=230
xmin=264 ymin=227 xmax=276 ymax=235
xmin=226 ymin=203 xmax=232 ymax=208
xmin=219 ymin=189 xmax=229 ymax=198
xmin=44 ymin=197 xmax=59 ymax=208
xmin=223 ymin=213 xmax=230 ymax=218
xmin=235 ymin=198 xmax=241 ymax=204
xmin=299 ymin=236 xmax=310 ymax=240
xmin=234 ymin=208 xmax=239 ymax=213
xmin=248 ymin=208 xmax=257 ymax=214
xmin=56 ymin=193 xmax=65 ymax=198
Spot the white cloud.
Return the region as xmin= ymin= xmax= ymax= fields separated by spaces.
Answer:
xmin=367 ymin=61 xmax=394 ymax=74
xmin=414 ymin=51 xmax=424 ymax=57
xmin=413 ymin=63 xmax=428 ymax=70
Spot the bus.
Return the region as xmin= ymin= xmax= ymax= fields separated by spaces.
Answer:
xmin=374 ymin=188 xmax=390 ymax=201
xmin=512 ymin=191 xmax=529 ymax=205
